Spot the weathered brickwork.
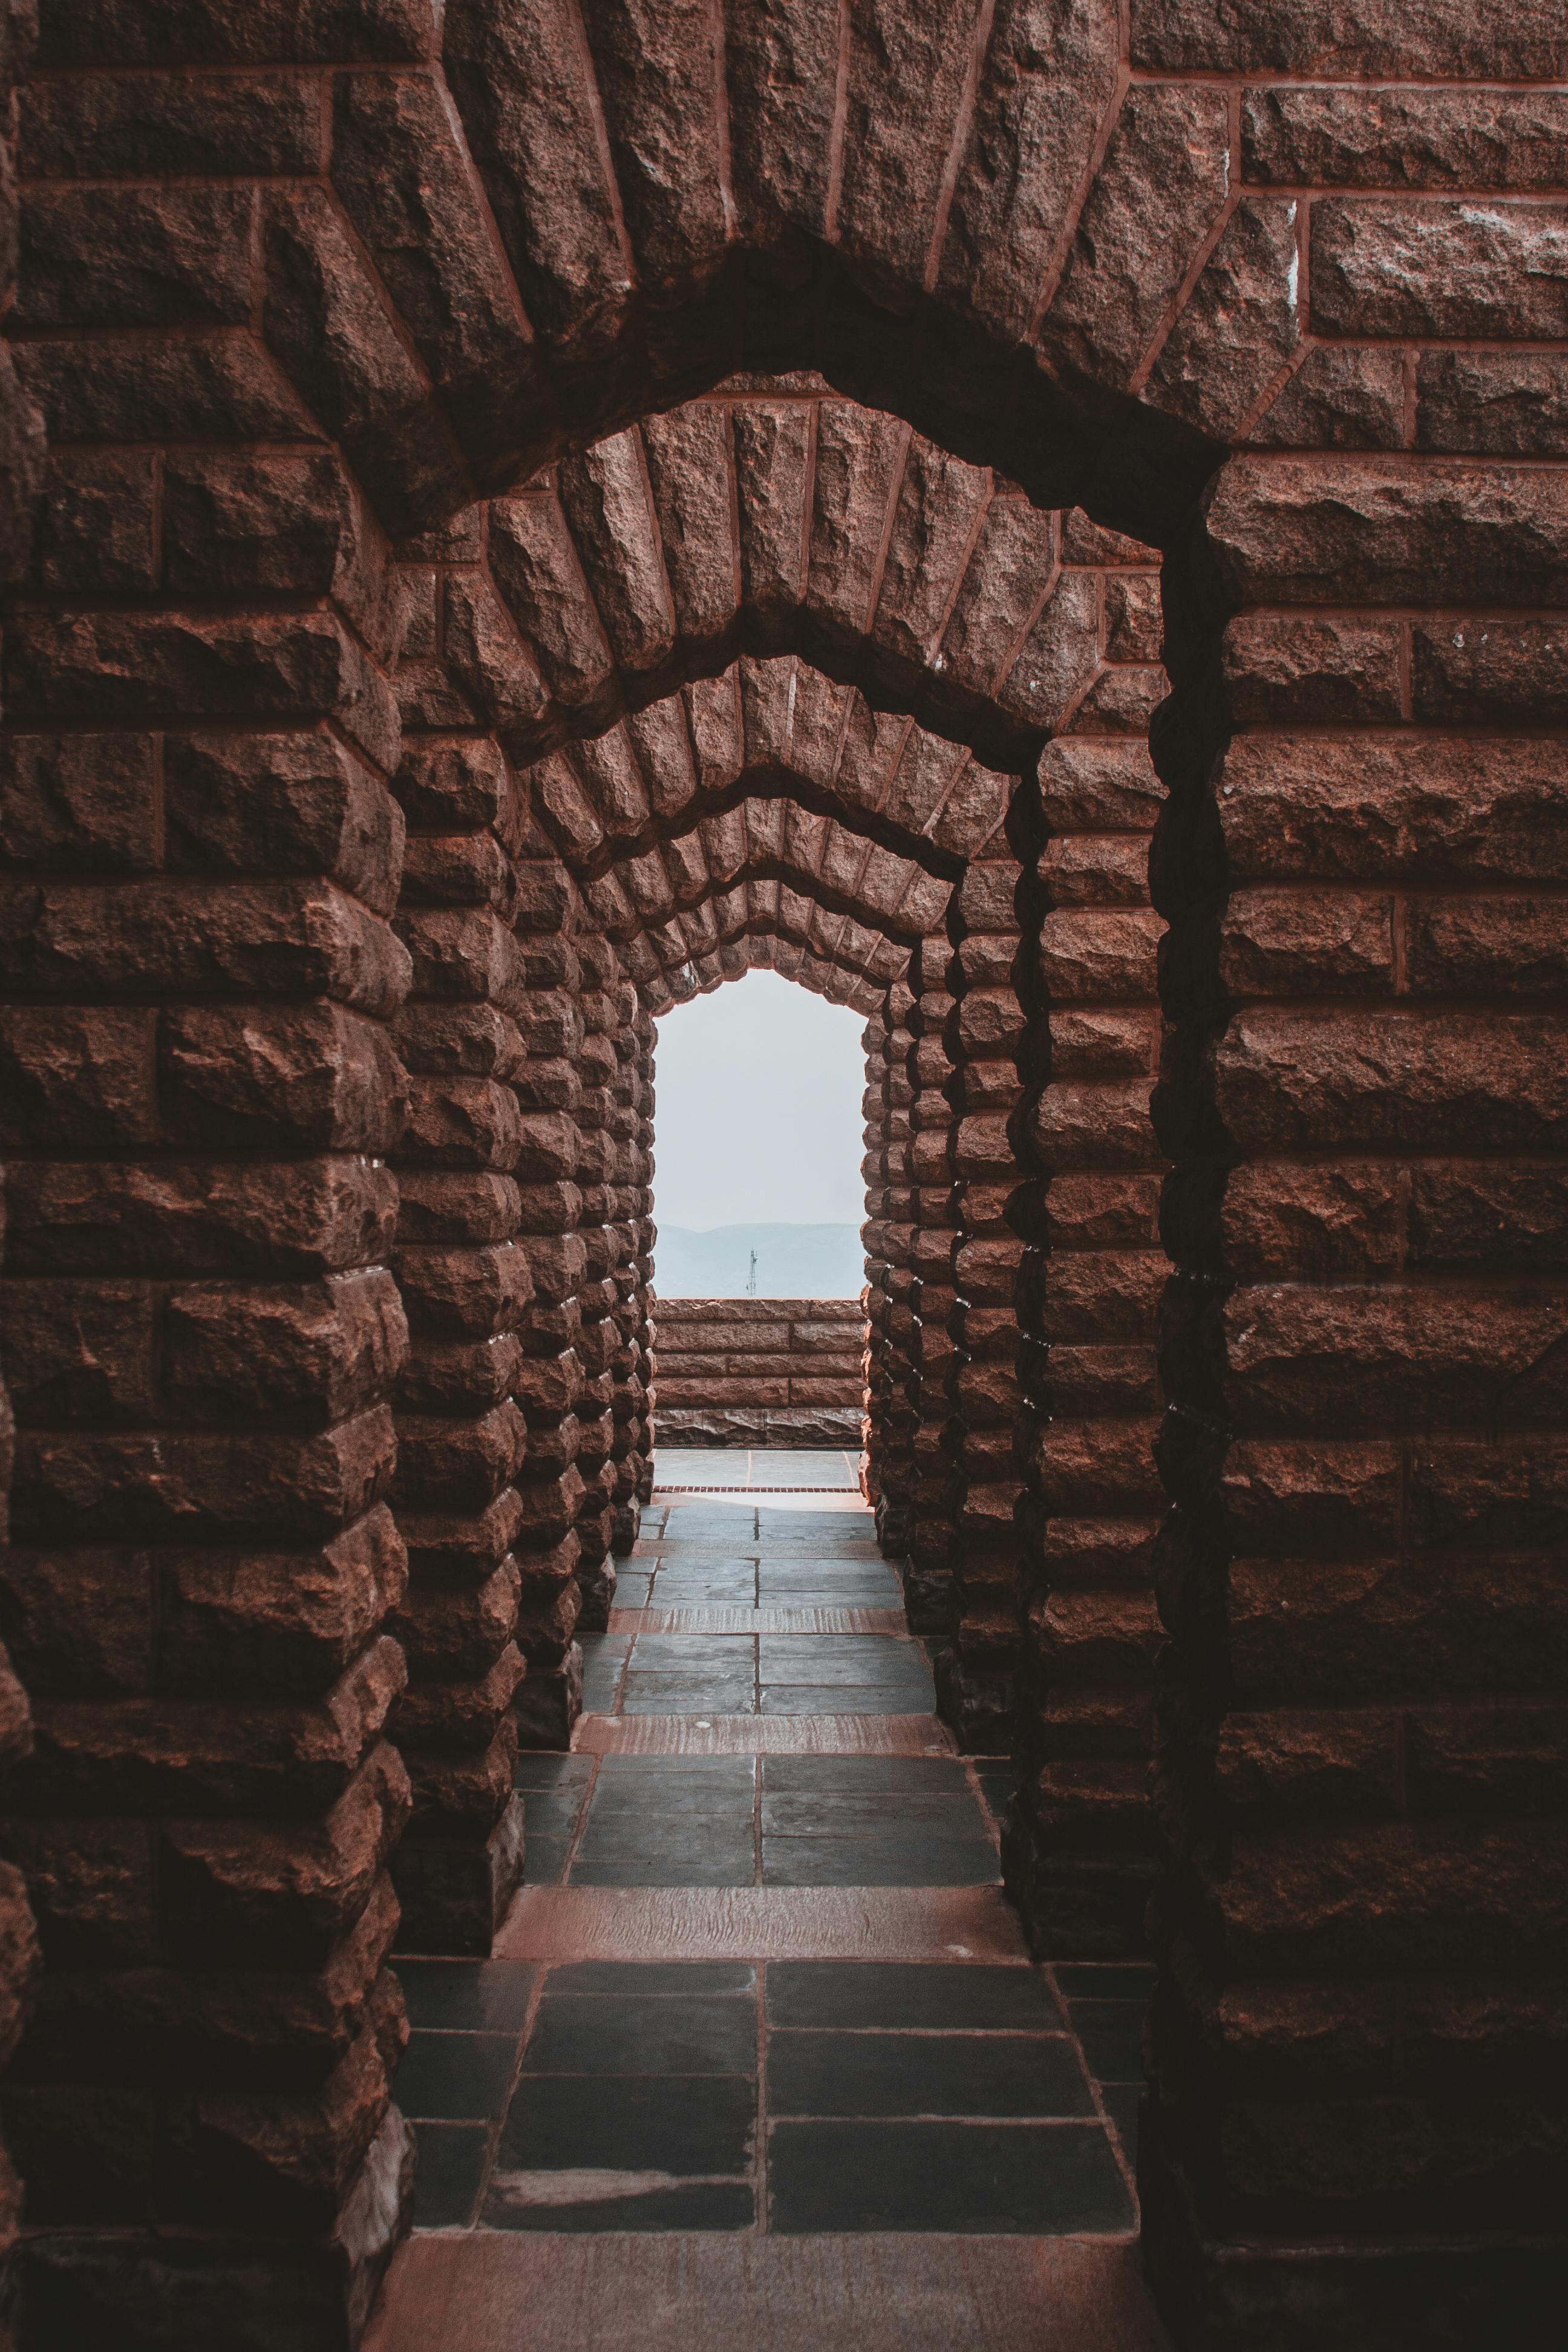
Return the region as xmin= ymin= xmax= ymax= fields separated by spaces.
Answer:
xmin=0 ymin=3 xmax=1562 ymax=2345
xmin=652 ymin=1296 xmax=866 ymax=1451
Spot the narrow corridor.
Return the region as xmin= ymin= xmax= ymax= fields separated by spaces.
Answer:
xmin=370 ymin=1457 xmax=1169 ymax=2349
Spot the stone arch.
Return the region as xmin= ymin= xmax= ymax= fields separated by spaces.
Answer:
xmin=4 ymin=11 xmax=1567 ymax=2350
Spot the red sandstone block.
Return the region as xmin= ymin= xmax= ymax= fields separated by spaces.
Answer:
xmin=1028 ymin=1079 xmax=1161 ymax=1171
xmin=1211 ymin=1815 xmax=1568 ymax=1975
xmin=1220 ymin=1161 xmax=1402 ymax=1283
xmin=396 ymin=905 xmax=522 ymax=1006
xmin=1047 ymin=1345 xmax=1160 ymax=1417
xmin=163 ymin=731 xmax=403 ymax=912
xmin=17 ymin=185 xmax=255 ymax=327
xmin=1037 ymin=739 xmax=1163 ymax=834
xmin=399 ymin=834 xmax=514 ymax=915
xmin=39 ymin=4 xmax=441 ymax=68
xmin=1408 ymin=1162 xmax=1568 ymax=1273
xmin=20 ymin=68 xmax=327 ymax=177
xmin=8 ymin=610 xmax=400 ymax=770
xmin=1039 ymin=1515 xmax=1160 ymax=1590
xmin=1040 ymin=836 xmax=1150 ymax=909
xmin=164 ymin=452 xmax=396 ymax=653
xmin=1211 ymin=456 xmax=1568 ymax=610
xmin=1215 ymin=1707 xmax=1402 ymax=1828
xmin=159 ymin=1002 xmax=408 ymax=1155
xmin=160 ymin=1270 xmax=407 ymax=1428
xmin=401 ymin=1076 xmax=525 ymax=1172
xmin=1132 ymin=1 xmax=1564 ymax=77
xmin=1031 ymin=1249 xmax=1169 ymax=1344
xmin=4 ymin=1157 xmax=397 ymax=1279
xmin=1243 ymin=85 xmax=1568 ymax=195
xmin=1249 ymin=343 xmax=1407 ymax=452
xmin=0 ymin=878 xmax=409 ymax=1016
xmin=1409 ymin=1434 xmax=1568 ymax=1551
xmin=1033 ymin=1589 xmax=1161 ymax=1686
xmin=0 ymin=731 xmax=158 ymax=874
xmin=390 ymin=1644 xmax=525 ymax=1753
xmin=1047 ymin=1174 xmax=1163 ymax=1250
xmin=1223 ymin=1437 xmax=1404 ymax=1555
xmin=392 ymin=1402 xmax=526 ymax=1514
xmin=13 ymin=1416 xmax=396 ymax=1546
xmin=1222 ymin=614 xmax=1403 ymax=726
xmin=1048 ymin=1008 xmax=1158 ymax=1081
xmin=395 ymin=1004 xmax=525 ymax=1083
xmin=396 ymin=1172 xmax=521 ymax=1249
xmin=160 ymin=1507 xmax=408 ymax=1697
xmin=1033 ymin=1417 xmax=1165 ymax=1517
xmin=23 ymin=1635 xmax=403 ymax=1819
xmin=392 ymin=1242 xmax=532 ymax=1341
xmin=397 ymin=735 xmax=511 ymax=835
xmin=1216 ymin=735 xmax=1568 ymax=888
xmin=1415 ymin=350 xmax=1568 ymax=457
xmin=786 ymin=1377 xmax=863 ymax=1405
xmin=393 ymin=1560 xmax=519 ymax=1678
xmin=260 ymin=181 xmax=471 ymax=537
xmin=1405 ymin=895 xmax=1568 ymax=998
xmin=1312 ymin=200 xmax=1568 ymax=340
xmin=1 ymin=1280 xmax=156 ymax=1426
xmin=1214 ymin=1007 xmax=1568 ymax=1154
xmin=1413 ymin=615 xmax=1568 ymax=728
xmin=1228 ymin=1554 xmax=1567 ymax=1707
xmin=35 ymin=451 xmax=157 ymax=595
xmin=1219 ymin=888 xmax=1395 ymax=997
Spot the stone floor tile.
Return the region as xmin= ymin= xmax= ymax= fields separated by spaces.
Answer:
xmin=761 ymin=1835 xmax=998 ymax=1887
xmin=514 ymin=1754 xmax=596 ymax=1794
xmin=569 ymin=1852 xmax=756 ymax=1890
xmin=766 ymin=1962 xmax=1062 ymax=2031
xmin=410 ymin=2122 xmax=491 ymax=2229
xmin=544 ymin=1961 xmax=756 ymax=1997
xmin=767 ymin=2030 xmax=1093 ymax=2118
xmin=760 ymin=1684 xmax=933 ymax=1715
xmin=622 ymin=1673 xmax=757 ymax=1714
xmin=759 ymin=1792 xmax=982 ymax=1836
xmin=768 ymin=2118 xmax=1134 ymax=2234
xmin=396 ymin=2031 xmax=521 ymax=2122
xmin=1054 ymin=1964 xmax=1157 ymax=1998
xmin=497 ymin=2074 xmax=756 ymax=2177
xmin=1066 ymin=2000 xmax=1147 ymax=2083
xmin=760 ymin=1756 xmax=970 ymax=1793
xmin=523 ymin=1993 xmax=756 ymax=2077
xmin=521 ymin=1834 xmax=572 ymax=1886
xmin=395 ymin=1959 xmax=538 ymax=2033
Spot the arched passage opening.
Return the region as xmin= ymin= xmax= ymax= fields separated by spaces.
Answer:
xmin=0 ymin=13 xmax=1563 ymax=2350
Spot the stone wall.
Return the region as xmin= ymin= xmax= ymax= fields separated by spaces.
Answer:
xmin=1 ymin=5 xmax=1564 ymax=2346
xmin=653 ymin=1297 xmax=866 ymax=1451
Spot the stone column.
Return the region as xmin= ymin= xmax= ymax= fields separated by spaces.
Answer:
xmin=906 ymin=942 xmax=959 ymax=1644
xmin=508 ymin=840 xmax=587 ymax=1751
xmin=384 ymin=701 xmax=529 ymax=1956
xmin=941 ymin=856 xmax=1027 ymax=1756
xmin=1142 ymin=459 xmax=1568 ymax=2343
xmin=568 ymin=937 xmax=627 ymax=1629
xmin=873 ymin=981 xmax=918 ymax=1562
xmin=1007 ymin=731 xmax=1169 ymax=1955
xmin=0 ymin=435 xmax=414 ymax=2329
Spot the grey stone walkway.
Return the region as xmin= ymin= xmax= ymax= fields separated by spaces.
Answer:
xmin=370 ymin=1455 xmax=1166 ymax=2349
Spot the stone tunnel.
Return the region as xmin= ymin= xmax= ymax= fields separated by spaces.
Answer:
xmin=0 ymin=4 xmax=1562 ymax=2349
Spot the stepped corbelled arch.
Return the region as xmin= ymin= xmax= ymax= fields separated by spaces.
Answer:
xmin=0 ymin=7 xmax=1564 ymax=2348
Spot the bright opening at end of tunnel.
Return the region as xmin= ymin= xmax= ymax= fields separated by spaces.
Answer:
xmin=652 ymin=971 xmax=867 ymax=1299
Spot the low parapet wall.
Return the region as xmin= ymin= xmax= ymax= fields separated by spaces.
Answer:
xmin=653 ymin=1296 xmax=867 ymax=1448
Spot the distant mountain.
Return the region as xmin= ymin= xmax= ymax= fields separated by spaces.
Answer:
xmin=653 ymin=1222 xmax=864 ymax=1299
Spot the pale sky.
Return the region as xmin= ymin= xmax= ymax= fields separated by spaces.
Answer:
xmin=652 ymin=971 xmax=867 ymax=1229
